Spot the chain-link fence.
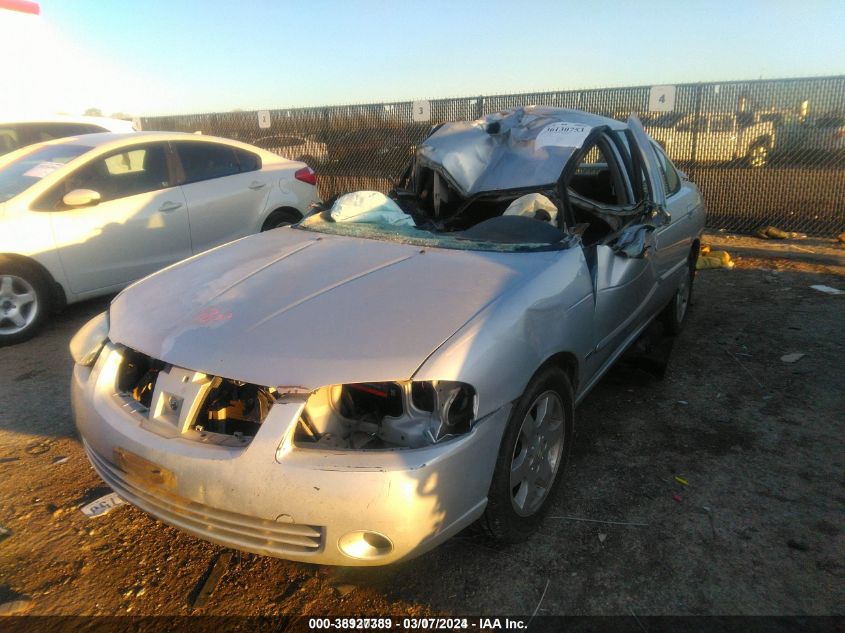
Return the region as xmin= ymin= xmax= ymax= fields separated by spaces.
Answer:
xmin=142 ymin=76 xmax=845 ymax=236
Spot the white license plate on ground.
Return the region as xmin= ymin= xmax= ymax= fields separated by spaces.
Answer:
xmin=80 ymin=492 xmax=126 ymax=518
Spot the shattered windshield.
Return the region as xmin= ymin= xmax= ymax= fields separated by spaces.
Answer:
xmin=297 ymin=191 xmax=575 ymax=252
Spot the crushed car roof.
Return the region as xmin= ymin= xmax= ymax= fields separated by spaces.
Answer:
xmin=416 ymin=106 xmax=626 ymax=197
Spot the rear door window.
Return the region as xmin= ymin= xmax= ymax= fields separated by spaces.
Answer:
xmin=651 ymin=142 xmax=681 ymax=196
xmin=235 ymin=148 xmax=261 ymax=173
xmin=173 ymin=142 xmax=241 ymax=184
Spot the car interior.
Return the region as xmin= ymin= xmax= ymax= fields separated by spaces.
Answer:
xmin=390 ymin=129 xmax=646 ymax=249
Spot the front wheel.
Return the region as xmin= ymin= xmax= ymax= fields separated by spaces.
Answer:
xmin=0 ymin=258 xmax=50 ymax=346
xmin=747 ymin=144 xmax=769 ymax=168
xmin=481 ymin=366 xmax=574 ymax=543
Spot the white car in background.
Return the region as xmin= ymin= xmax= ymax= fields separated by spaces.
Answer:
xmin=0 ymin=115 xmax=137 ymax=156
xmin=253 ymin=134 xmax=329 ymax=167
xmin=0 ymin=132 xmax=319 ymax=345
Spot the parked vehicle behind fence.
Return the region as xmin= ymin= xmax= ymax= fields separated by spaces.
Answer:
xmin=0 ymin=131 xmax=318 ymax=345
xmin=71 ymin=107 xmax=706 ymax=565
xmin=639 ymin=111 xmax=775 ymax=167
xmin=252 ymin=134 xmax=329 ymax=167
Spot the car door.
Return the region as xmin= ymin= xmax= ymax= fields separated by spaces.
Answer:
xmin=171 ymin=141 xmax=269 ymax=252
xmin=39 ymin=142 xmax=191 ymax=295
xmin=650 ymin=142 xmax=694 ymax=287
xmin=574 ymin=128 xmax=661 ymax=378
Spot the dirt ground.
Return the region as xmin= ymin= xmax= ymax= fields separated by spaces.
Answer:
xmin=0 ymin=233 xmax=842 ymax=617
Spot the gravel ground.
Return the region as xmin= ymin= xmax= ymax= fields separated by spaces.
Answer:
xmin=0 ymin=234 xmax=842 ymax=617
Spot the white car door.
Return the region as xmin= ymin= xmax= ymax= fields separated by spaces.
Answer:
xmin=40 ymin=142 xmax=191 ymax=295
xmin=171 ymin=141 xmax=270 ymax=252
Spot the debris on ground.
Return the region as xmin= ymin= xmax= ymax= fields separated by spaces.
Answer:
xmin=0 ymin=457 xmax=19 ymax=464
xmin=333 ymin=584 xmax=356 ymax=597
xmin=548 ymin=515 xmax=648 ymax=527
xmin=188 ymin=550 xmax=234 ymax=610
xmin=697 ymin=244 xmax=735 ymax=269
xmin=80 ymin=492 xmax=126 ymax=518
xmin=0 ymin=525 xmax=11 ymax=543
xmin=0 ymin=599 xmax=33 ymax=615
xmin=673 ymin=494 xmax=683 ymax=504
xmin=598 ymin=533 xmax=608 ymax=543
xmin=809 ymin=284 xmax=844 ymax=295
xmin=674 ymin=476 xmax=689 ymax=486
xmin=755 ymin=225 xmax=807 ymax=240
xmin=24 ymin=441 xmax=51 ymax=456
xmin=51 ymin=456 xmax=69 ymax=465
xmin=780 ymin=353 xmax=805 ymax=363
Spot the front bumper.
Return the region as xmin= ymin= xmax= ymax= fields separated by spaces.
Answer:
xmin=72 ymin=344 xmax=511 ymax=566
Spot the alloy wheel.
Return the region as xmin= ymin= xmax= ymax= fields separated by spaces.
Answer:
xmin=0 ymin=275 xmax=38 ymax=335
xmin=509 ymin=390 xmax=565 ymax=516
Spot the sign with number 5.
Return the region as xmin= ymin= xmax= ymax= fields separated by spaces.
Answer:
xmin=412 ymin=100 xmax=431 ymax=122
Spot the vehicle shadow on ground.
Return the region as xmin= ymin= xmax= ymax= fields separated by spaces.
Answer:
xmin=0 ymin=295 xmax=112 ymax=441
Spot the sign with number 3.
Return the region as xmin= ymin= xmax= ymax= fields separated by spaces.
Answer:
xmin=412 ymin=100 xmax=431 ymax=122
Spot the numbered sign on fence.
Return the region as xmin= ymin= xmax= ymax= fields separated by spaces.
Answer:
xmin=648 ymin=85 xmax=676 ymax=112
xmin=412 ymin=100 xmax=431 ymax=122
xmin=257 ymin=110 xmax=271 ymax=129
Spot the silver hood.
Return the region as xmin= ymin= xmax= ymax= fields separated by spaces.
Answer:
xmin=109 ymin=227 xmax=555 ymax=389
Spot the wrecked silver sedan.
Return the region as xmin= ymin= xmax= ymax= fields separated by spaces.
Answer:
xmin=71 ymin=107 xmax=705 ymax=565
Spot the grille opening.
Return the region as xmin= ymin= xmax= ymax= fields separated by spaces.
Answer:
xmin=117 ymin=348 xmax=165 ymax=410
xmin=192 ymin=377 xmax=275 ymax=438
xmin=115 ymin=347 xmax=275 ymax=440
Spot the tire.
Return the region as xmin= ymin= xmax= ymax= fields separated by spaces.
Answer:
xmin=0 ymin=257 xmax=50 ymax=346
xmin=661 ymin=246 xmax=698 ymax=335
xmin=481 ymin=365 xmax=574 ymax=543
xmin=747 ymin=144 xmax=769 ymax=168
xmin=261 ymin=208 xmax=302 ymax=231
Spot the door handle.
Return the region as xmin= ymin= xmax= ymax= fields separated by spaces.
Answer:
xmin=248 ymin=181 xmax=266 ymax=190
xmin=158 ymin=201 xmax=183 ymax=213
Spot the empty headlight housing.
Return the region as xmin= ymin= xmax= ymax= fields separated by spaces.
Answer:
xmin=69 ymin=311 xmax=109 ymax=367
xmin=413 ymin=380 xmax=477 ymax=442
xmin=293 ymin=379 xmax=478 ymax=449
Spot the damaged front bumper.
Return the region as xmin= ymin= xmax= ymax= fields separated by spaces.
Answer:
xmin=72 ymin=343 xmax=511 ymax=565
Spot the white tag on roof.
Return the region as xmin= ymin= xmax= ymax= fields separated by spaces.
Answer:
xmin=535 ymin=122 xmax=591 ymax=149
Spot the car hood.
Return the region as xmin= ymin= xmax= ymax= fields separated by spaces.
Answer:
xmin=109 ymin=227 xmax=556 ymax=389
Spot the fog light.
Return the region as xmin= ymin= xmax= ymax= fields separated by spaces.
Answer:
xmin=338 ymin=530 xmax=393 ymax=560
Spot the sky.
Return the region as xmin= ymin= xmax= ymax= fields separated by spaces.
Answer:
xmin=1 ymin=0 xmax=844 ymax=118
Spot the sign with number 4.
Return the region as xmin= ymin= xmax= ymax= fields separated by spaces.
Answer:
xmin=648 ymin=85 xmax=676 ymax=112
xmin=412 ymin=100 xmax=431 ymax=122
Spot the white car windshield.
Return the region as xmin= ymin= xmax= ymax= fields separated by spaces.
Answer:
xmin=0 ymin=144 xmax=89 ymax=202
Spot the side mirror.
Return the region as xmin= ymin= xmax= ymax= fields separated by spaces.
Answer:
xmin=655 ymin=206 xmax=672 ymax=226
xmin=63 ymin=189 xmax=101 ymax=208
